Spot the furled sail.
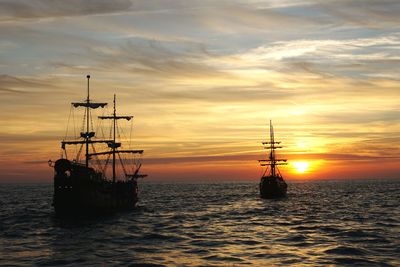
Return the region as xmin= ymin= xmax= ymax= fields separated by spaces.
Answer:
xmin=99 ymin=115 xmax=133 ymax=120
xmin=258 ymin=159 xmax=287 ymax=162
xmin=72 ymin=102 xmax=107 ymax=109
xmin=61 ymin=139 xmax=113 ymax=149
xmin=88 ymin=150 xmax=144 ymax=156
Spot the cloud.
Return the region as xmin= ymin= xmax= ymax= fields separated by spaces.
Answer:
xmin=313 ymin=110 xmax=400 ymax=125
xmin=0 ymin=132 xmax=60 ymax=142
xmin=315 ymin=0 xmax=400 ymax=28
xmin=138 ymin=149 xmax=400 ymax=166
xmin=0 ymin=74 xmax=51 ymax=94
xmin=288 ymin=152 xmax=400 ymax=161
xmin=237 ymin=34 xmax=400 ymax=69
xmin=0 ymin=0 xmax=399 ymax=181
xmin=0 ymin=0 xmax=132 ymax=20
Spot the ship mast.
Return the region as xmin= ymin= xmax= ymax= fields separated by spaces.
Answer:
xmin=61 ymin=75 xmax=109 ymax=165
xmin=112 ymin=94 xmax=116 ymax=182
xmin=259 ymin=120 xmax=287 ymax=176
xmin=85 ymin=75 xmax=90 ymax=167
xmin=97 ymin=94 xmax=144 ymax=182
xmin=270 ymin=120 xmax=276 ymax=176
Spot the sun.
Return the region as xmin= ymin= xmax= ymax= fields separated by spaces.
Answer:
xmin=292 ymin=161 xmax=310 ymax=173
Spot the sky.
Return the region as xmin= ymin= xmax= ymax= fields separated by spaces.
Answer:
xmin=0 ymin=0 xmax=399 ymax=182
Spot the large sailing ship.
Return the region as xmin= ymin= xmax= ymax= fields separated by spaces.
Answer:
xmin=50 ymin=75 xmax=146 ymax=215
xmin=259 ymin=121 xmax=288 ymax=198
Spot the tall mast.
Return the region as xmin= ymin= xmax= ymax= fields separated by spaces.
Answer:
xmin=85 ymin=75 xmax=90 ymax=167
xmin=112 ymin=94 xmax=116 ymax=183
xmin=258 ymin=120 xmax=287 ymax=176
xmin=64 ymin=76 xmax=108 ymax=164
xmin=269 ymin=120 xmax=276 ymax=177
xmin=97 ymin=96 xmax=143 ymax=180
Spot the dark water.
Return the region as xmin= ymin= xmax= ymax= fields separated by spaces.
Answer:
xmin=1 ymin=180 xmax=399 ymax=266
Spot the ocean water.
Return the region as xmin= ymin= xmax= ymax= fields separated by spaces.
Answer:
xmin=0 ymin=180 xmax=399 ymax=266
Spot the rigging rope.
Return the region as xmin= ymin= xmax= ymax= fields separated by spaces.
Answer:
xmin=90 ymin=143 xmax=103 ymax=171
xmin=117 ymin=120 xmax=129 ymax=147
xmin=117 ymin=152 xmax=128 ymax=178
xmin=72 ymin=105 xmax=78 ymax=158
xmin=96 ymin=105 xmax=107 ymax=139
xmin=129 ymin=119 xmax=133 ymax=149
xmin=90 ymin=108 xmax=95 ymax=135
xmin=61 ymin=106 xmax=73 ymax=159
xmin=80 ymin=108 xmax=86 ymax=134
xmin=62 ymin=148 xmax=67 ymax=159
xmin=108 ymin=119 xmax=112 ymax=140
xmin=64 ymin=105 xmax=73 ymax=140
xmin=102 ymin=153 xmax=111 ymax=179
xmin=76 ymin=144 xmax=83 ymax=162
xmin=117 ymin=120 xmax=122 ymax=142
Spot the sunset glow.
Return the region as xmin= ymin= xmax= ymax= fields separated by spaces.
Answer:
xmin=292 ymin=161 xmax=310 ymax=174
xmin=0 ymin=1 xmax=399 ymax=182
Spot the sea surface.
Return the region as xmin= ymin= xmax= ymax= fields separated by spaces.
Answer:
xmin=0 ymin=180 xmax=399 ymax=266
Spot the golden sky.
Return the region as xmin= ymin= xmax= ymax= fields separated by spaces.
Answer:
xmin=0 ymin=0 xmax=399 ymax=182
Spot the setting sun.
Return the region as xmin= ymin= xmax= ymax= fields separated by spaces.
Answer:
xmin=292 ymin=161 xmax=310 ymax=173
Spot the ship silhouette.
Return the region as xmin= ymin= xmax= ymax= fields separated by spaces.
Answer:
xmin=50 ymin=75 xmax=146 ymax=215
xmin=259 ymin=121 xmax=288 ymax=198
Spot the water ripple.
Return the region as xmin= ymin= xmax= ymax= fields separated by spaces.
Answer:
xmin=0 ymin=180 xmax=399 ymax=266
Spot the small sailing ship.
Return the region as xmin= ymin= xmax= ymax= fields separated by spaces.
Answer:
xmin=259 ymin=121 xmax=288 ymax=198
xmin=50 ymin=75 xmax=146 ymax=215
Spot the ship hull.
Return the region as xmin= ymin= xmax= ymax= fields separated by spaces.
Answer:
xmin=53 ymin=159 xmax=138 ymax=215
xmin=259 ymin=176 xmax=287 ymax=199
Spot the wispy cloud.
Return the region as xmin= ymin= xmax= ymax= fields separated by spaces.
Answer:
xmin=0 ymin=0 xmax=132 ymax=21
xmin=0 ymin=74 xmax=51 ymax=94
xmin=315 ymin=0 xmax=400 ymax=28
xmin=0 ymin=0 xmax=399 ymax=181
